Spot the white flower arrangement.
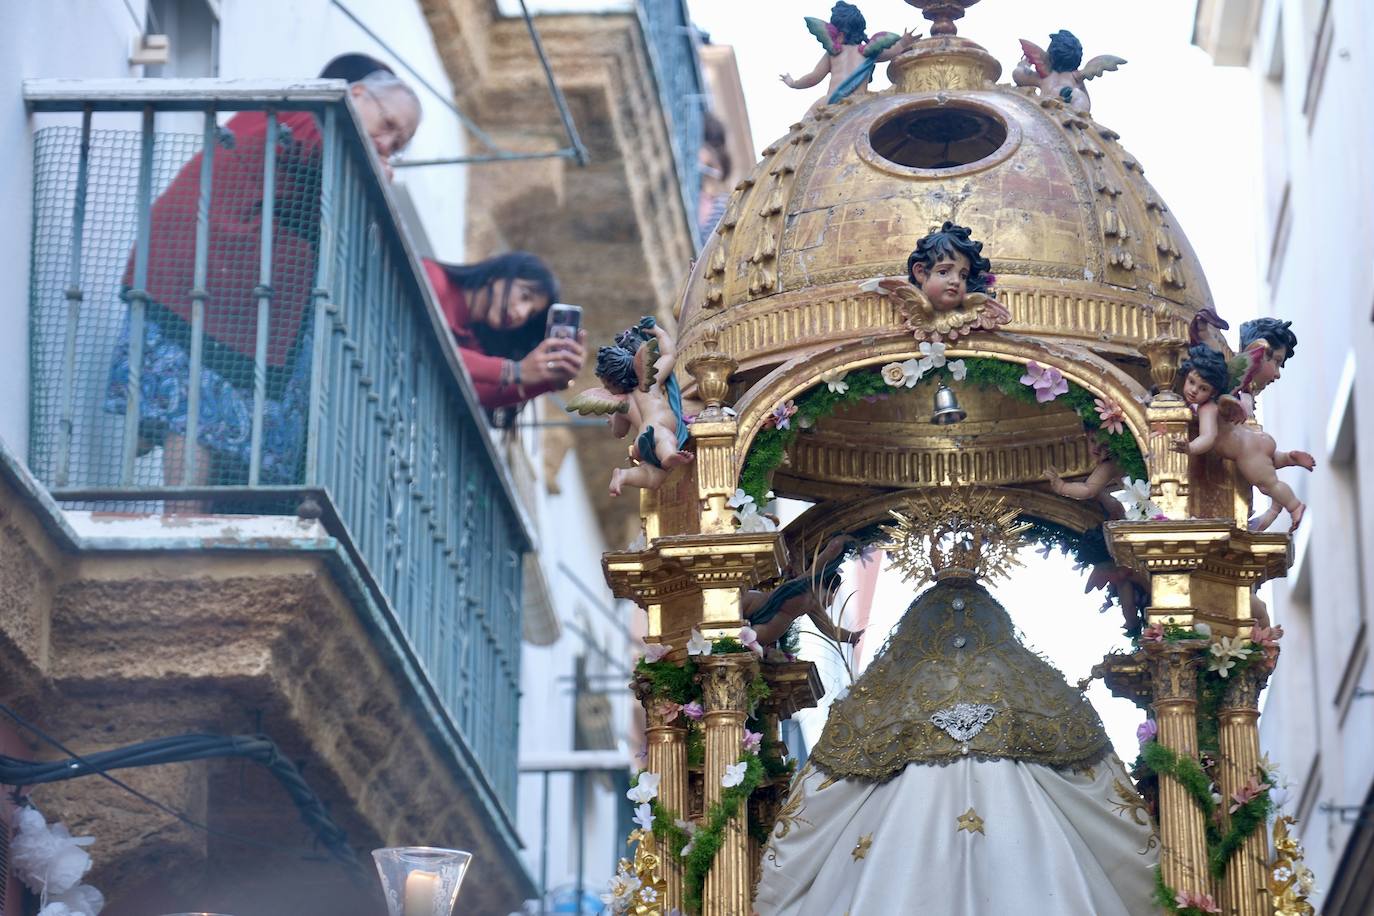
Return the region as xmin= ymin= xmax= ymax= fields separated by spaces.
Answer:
xmin=12 ymin=805 xmax=103 ymax=916
xmin=632 ymin=803 xmax=655 ymax=832
xmin=687 ymin=628 xmax=713 ymax=657
xmin=1113 ymin=477 xmax=1163 ymax=521
xmin=721 ymin=761 xmax=748 ymax=788
xmin=627 ymin=771 xmax=661 ymax=804
xmin=819 ymin=369 xmax=849 ymax=394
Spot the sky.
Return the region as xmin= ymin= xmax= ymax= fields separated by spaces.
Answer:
xmin=686 ymin=0 xmax=1267 ymax=760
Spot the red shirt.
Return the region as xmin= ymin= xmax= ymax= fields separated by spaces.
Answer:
xmin=124 ymin=110 xmax=322 ymax=368
xmin=424 ymin=259 xmax=558 ymax=409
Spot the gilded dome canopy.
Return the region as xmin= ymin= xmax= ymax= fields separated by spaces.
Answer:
xmin=675 ymin=31 xmax=1212 ymax=385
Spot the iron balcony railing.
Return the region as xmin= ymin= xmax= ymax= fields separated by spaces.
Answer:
xmin=637 ymin=0 xmax=705 ymax=247
xmin=24 ymin=79 xmax=529 ymax=818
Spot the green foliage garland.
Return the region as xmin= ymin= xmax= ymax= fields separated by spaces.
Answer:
xmin=737 ymin=358 xmax=1147 ymax=504
xmin=650 ymin=753 xmax=766 ymax=914
xmin=635 ymin=658 xmax=698 ymax=705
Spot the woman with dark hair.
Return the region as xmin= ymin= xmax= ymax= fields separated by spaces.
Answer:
xmin=423 ymin=253 xmax=586 ymax=410
xmin=105 ymin=55 xmax=421 ymax=489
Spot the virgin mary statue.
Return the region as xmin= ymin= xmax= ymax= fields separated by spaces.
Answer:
xmin=752 ymin=573 xmax=1158 ymax=914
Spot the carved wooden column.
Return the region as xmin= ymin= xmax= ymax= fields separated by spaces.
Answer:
xmin=700 ymin=653 xmax=757 ymax=916
xmin=685 ymin=344 xmax=739 ymax=537
xmin=634 ymin=674 xmax=689 ymax=910
xmin=1217 ymin=664 xmax=1271 ymax=916
xmin=1146 ymin=641 xmax=1213 ymax=899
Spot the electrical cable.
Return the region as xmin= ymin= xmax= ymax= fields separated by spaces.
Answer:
xmin=0 ymin=705 xmax=363 ymax=877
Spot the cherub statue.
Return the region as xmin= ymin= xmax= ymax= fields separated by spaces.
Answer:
xmin=1169 ymin=345 xmax=1314 ymax=532
xmin=780 ymin=2 xmax=918 ymax=113
xmin=860 ymin=221 xmax=1011 ymax=343
xmin=566 ymin=317 xmax=692 ymax=497
xmin=743 ymin=534 xmax=865 ymax=646
xmin=1235 ymin=317 xmax=1298 ymax=528
xmin=1045 ymin=441 xmax=1149 ymax=635
xmin=1012 ymin=30 xmax=1126 ymax=114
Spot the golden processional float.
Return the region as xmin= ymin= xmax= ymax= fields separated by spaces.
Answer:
xmin=583 ymin=1 xmax=1317 ymax=913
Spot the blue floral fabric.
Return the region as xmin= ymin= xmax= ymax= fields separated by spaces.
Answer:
xmin=105 ymin=313 xmax=314 ymax=485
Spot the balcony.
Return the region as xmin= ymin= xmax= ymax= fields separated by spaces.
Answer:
xmin=15 ymin=79 xmax=534 ymax=912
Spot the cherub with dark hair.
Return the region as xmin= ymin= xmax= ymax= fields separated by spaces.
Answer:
xmin=781 ymin=3 xmax=918 ymax=112
xmin=860 ymin=221 xmax=1011 ymax=342
xmin=1013 ymin=29 xmax=1125 ymax=113
xmin=567 ymin=317 xmax=692 ymax=496
xmin=1170 ymin=345 xmax=1314 ymax=531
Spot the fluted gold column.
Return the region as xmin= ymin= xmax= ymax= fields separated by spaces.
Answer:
xmin=700 ymin=653 xmax=757 ymax=916
xmin=1147 ymin=641 xmax=1213 ymax=898
xmin=1218 ymin=665 xmax=1271 ymax=916
xmin=635 ymin=675 xmax=689 ymax=910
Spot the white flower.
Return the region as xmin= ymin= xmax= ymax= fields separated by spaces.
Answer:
xmin=642 ymin=642 xmax=672 ymax=663
xmin=1113 ymin=477 xmax=1162 ymax=521
xmin=722 ymin=761 xmax=748 ymax=788
xmin=633 ymin=802 xmax=655 ymax=832
xmin=898 ymin=358 xmax=924 ymax=387
xmin=948 ymin=359 xmax=968 ymax=381
xmin=1269 ymin=784 xmax=1291 ymax=809
xmin=12 ymin=807 xmax=95 ymax=898
xmin=739 ymin=626 xmax=763 ymax=656
xmin=820 ymin=369 xmax=850 ymax=394
xmin=736 ymin=506 xmax=778 ymax=533
xmin=1192 ymin=621 xmax=1213 ymax=638
xmin=679 ymin=836 xmax=696 ymax=858
xmin=600 ymin=869 xmax=642 ymax=911
xmin=40 ymin=885 xmax=104 ymax=916
xmin=918 ymin=341 xmax=948 ymax=371
xmin=674 ymin=817 xmax=699 ymax=837
xmin=687 ymin=628 xmax=713 ymax=656
xmin=642 ymin=887 xmax=659 ymax=903
xmin=627 ymin=771 xmax=661 ymax=804
xmin=1208 ymin=636 xmax=1253 ymax=677
xmin=726 ymin=489 xmax=755 ymax=510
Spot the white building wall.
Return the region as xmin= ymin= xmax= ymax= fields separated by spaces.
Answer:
xmin=0 ymin=0 xmax=468 ymax=462
xmin=1212 ymin=0 xmax=1374 ymax=904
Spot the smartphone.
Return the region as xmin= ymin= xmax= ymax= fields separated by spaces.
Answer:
xmin=546 ymin=303 xmax=583 ymax=340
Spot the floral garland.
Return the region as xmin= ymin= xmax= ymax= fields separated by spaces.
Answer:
xmin=738 ymin=353 xmax=1147 ymax=505
xmin=618 ymin=630 xmax=787 ymax=915
xmin=1130 ymin=622 xmax=1289 ymax=914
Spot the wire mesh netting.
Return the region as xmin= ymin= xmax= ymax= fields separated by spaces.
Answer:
xmin=31 ymin=115 xmax=325 ymax=502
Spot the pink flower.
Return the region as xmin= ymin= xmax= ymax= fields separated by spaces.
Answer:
xmin=1229 ymin=775 xmax=1265 ymax=813
xmin=681 ymin=701 xmax=704 ymax=721
xmin=653 ymin=701 xmax=681 ymax=724
xmin=1250 ymin=624 xmax=1284 ymax=647
xmin=739 ymin=627 xmax=763 ymax=656
xmin=1175 ymin=890 xmax=1221 ymax=914
xmin=742 ymin=729 xmax=763 ymax=753
xmin=1136 ymin=719 xmax=1158 ymax=744
xmin=1141 ymin=623 xmax=1166 ymax=643
xmin=643 ymin=643 xmax=672 ymax=663
xmin=1094 ymin=397 xmax=1126 ymax=435
xmin=1019 ymin=361 xmax=1069 ymax=403
xmin=764 ymin=401 xmax=798 ymax=430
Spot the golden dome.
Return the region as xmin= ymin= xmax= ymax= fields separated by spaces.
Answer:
xmin=675 ymin=32 xmax=1211 ymax=384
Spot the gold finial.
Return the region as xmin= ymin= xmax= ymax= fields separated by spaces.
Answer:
xmin=879 ymin=488 xmax=1029 ymax=586
xmin=907 ymin=0 xmax=980 ymax=37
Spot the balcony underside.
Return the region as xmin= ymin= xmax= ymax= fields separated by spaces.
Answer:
xmin=0 ymin=449 xmax=535 ymax=915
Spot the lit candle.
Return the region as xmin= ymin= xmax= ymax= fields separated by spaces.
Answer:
xmin=403 ymin=871 xmax=440 ymax=916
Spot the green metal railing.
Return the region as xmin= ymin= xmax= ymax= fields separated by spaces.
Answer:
xmin=25 ymin=79 xmax=528 ymax=817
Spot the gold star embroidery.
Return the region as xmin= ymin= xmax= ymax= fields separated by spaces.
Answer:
xmin=851 ymin=833 xmax=873 ymax=860
xmin=956 ymin=807 xmax=985 ymax=835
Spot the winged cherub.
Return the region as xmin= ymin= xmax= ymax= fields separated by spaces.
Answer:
xmin=1013 ymin=30 xmax=1126 ymax=114
xmin=566 ymin=317 xmax=692 ymax=497
xmin=780 ymin=2 xmax=918 ymax=113
xmin=860 ymin=221 xmax=1011 ymax=344
xmin=1169 ymin=345 xmax=1314 ymax=532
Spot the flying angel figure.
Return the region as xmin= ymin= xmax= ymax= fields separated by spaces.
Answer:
xmin=1012 ymin=30 xmax=1126 ymax=114
xmin=781 ymin=2 xmax=918 ymax=113
xmin=566 ymin=318 xmax=692 ymax=497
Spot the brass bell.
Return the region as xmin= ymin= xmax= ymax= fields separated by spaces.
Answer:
xmin=930 ymin=382 xmax=967 ymax=425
